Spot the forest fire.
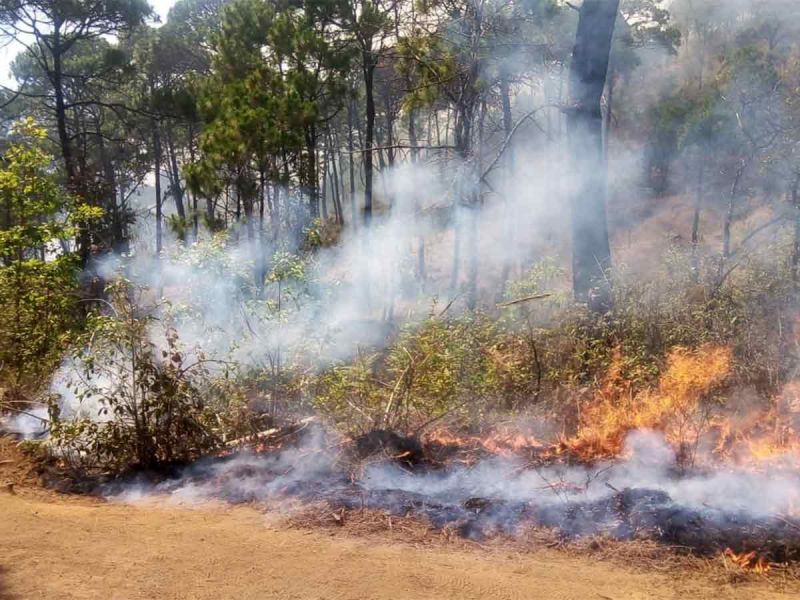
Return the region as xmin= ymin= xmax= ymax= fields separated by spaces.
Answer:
xmin=8 ymin=0 xmax=800 ymax=595
xmin=109 ymin=344 xmax=800 ymax=566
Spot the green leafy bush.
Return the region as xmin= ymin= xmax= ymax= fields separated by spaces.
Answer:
xmin=0 ymin=119 xmax=101 ymax=399
xmin=48 ymin=281 xmax=220 ymax=473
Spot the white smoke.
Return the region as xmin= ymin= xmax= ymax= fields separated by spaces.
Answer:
xmin=1 ymin=407 xmax=48 ymax=439
xmin=360 ymin=430 xmax=800 ymax=517
xmin=98 ymin=427 xmax=800 ymax=557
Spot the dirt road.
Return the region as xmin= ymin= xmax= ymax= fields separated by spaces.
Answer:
xmin=1 ymin=491 xmax=797 ymax=600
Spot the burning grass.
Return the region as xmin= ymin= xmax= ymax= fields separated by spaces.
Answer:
xmin=421 ymin=342 xmax=799 ymax=470
xmin=562 ymin=344 xmax=732 ymax=461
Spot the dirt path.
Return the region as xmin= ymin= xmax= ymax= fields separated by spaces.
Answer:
xmin=1 ymin=491 xmax=797 ymax=600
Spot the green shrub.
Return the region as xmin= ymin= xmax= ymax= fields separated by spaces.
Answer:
xmin=48 ymin=281 xmax=221 ymax=474
xmin=0 ymin=119 xmax=100 ymax=401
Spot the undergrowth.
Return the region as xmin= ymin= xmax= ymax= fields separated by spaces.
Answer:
xmin=9 ymin=244 xmax=800 ymax=476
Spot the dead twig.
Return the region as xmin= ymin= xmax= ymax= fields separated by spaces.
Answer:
xmin=497 ymin=293 xmax=552 ymax=308
xmin=776 ymin=515 xmax=800 ymax=532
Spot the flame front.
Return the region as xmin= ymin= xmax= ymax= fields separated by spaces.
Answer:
xmin=426 ymin=343 xmax=800 ymax=474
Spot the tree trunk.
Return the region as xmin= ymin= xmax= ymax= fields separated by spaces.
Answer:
xmin=189 ymin=125 xmax=199 ymax=240
xmin=272 ymin=171 xmax=281 ymax=242
xmin=566 ymin=0 xmax=619 ymax=310
xmin=385 ymin=97 xmax=395 ymax=167
xmin=375 ymin=118 xmax=389 ymax=207
xmin=603 ymin=70 xmax=615 ymax=160
xmin=348 ymin=98 xmax=358 ymax=227
xmin=52 ymin=22 xmax=76 ymax=184
xmin=239 ymin=171 xmax=256 ymax=244
xmin=53 ymin=19 xmax=93 ymax=264
xmin=259 ymin=164 xmax=267 ymax=229
xmin=95 ymin=114 xmax=126 ymax=253
xmin=153 ymin=121 xmax=163 ymax=255
xmin=409 ymin=107 xmax=425 ymax=283
xmin=320 ymin=146 xmax=329 ymax=222
xmin=306 ymin=126 xmax=319 ymax=220
xmin=719 ymin=159 xmax=746 ymax=281
xmin=256 ymin=166 xmax=267 ymax=292
xmin=363 ymin=50 xmax=376 ymax=226
xmin=465 ymin=102 xmax=487 ymax=311
xmin=205 ymin=196 xmax=215 ymax=228
xmin=498 ymin=71 xmax=514 ymax=295
xmin=329 ymin=134 xmax=344 ymax=225
xmin=166 ymin=125 xmax=187 ymax=229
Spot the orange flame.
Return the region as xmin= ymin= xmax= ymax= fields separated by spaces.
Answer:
xmin=723 ymin=548 xmax=771 ymax=574
xmin=562 ymin=344 xmax=732 ymax=461
xmin=426 ymin=427 xmax=546 ymax=457
xmin=711 ymin=381 xmax=800 ymax=467
xmin=426 ymin=343 xmax=800 ymax=470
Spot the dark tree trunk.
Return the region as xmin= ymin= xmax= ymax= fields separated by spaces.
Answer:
xmin=466 ymin=102 xmax=487 ymax=311
xmin=719 ymin=159 xmax=746 ymax=283
xmin=306 ymin=126 xmax=319 ymax=220
xmin=603 ymin=70 xmax=615 ymax=160
xmin=329 ymin=134 xmax=344 ymax=225
xmin=52 ymin=22 xmax=76 ymax=184
xmin=282 ymin=152 xmax=296 ymax=239
xmin=363 ymin=51 xmax=376 ymax=226
xmin=166 ymin=125 xmax=187 ymax=228
xmin=189 ymin=125 xmax=199 ymax=240
xmin=375 ymin=118 xmax=389 ymax=207
xmin=498 ymin=71 xmax=514 ymax=295
xmin=271 ymin=165 xmax=281 ymax=242
xmin=242 ymin=180 xmax=256 ymax=244
xmin=566 ymin=0 xmax=619 ymax=310
xmin=259 ymin=164 xmax=267 ymax=229
xmin=385 ymin=96 xmax=395 ymax=167
xmin=95 ymin=115 xmax=126 ymax=253
xmin=256 ymin=166 xmax=267 ymax=292
xmin=205 ymin=196 xmax=215 ymax=228
xmin=320 ymin=147 xmax=329 ymax=222
xmin=53 ymin=19 xmax=94 ymax=265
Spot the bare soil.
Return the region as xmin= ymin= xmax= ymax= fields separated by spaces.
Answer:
xmin=2 ymin=437 xmax=798 ymax=600
xmin=3 ymin=494 xmax=799 ymax=599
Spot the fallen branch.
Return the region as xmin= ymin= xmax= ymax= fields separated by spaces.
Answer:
xmin=497 ymin=293 xmax=552 ymax=308
xmin=224 ymin=417 xmax=317 ymax=448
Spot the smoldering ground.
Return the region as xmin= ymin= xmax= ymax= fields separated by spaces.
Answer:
xmin=103 ymin=427 xmax=800 ymax=559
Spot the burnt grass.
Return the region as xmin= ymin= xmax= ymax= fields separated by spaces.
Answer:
xmin=264 ymin=478 xmax=800 ymax=563
xmin=98 ymin=430 xmax=800 ymax=563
